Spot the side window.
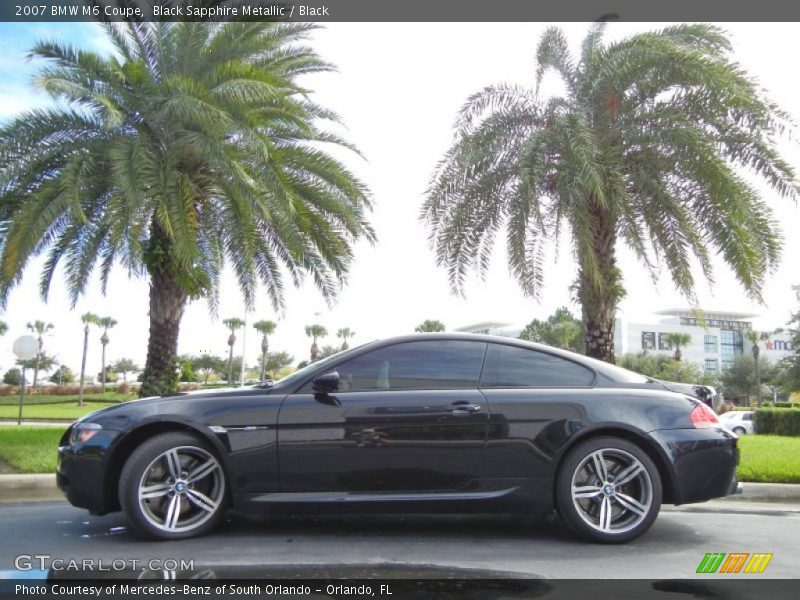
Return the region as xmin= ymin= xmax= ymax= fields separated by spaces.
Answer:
xmin=302 ymin=341 xmax=487 ymax=392
xmin=480 ymin=344 xmax=594 ymax=388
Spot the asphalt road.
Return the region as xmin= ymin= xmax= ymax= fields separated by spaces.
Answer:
xmin=0 ymin=500 xmax=797 ymax=579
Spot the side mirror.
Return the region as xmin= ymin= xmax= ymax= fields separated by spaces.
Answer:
xmin=313 ymin=371 xmax=340 ymax=394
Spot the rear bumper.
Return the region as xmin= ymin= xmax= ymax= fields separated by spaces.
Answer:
xmin=649 ymin=427 xmax=739 ymax=505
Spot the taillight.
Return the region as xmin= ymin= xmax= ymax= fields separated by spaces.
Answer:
xmin=690 ymin=403 xmax=719 ymax=428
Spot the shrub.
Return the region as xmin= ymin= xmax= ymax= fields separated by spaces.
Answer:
xmin=3 ymin=369 xmax=23 ymax=386
xmin=117 ymin=383 xmax=130 ymax=394
xmin=755 ymin=409 xmax=800 ymax=436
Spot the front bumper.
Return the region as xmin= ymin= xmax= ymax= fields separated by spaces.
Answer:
xmin=649 ymin=427 xmax=739 ymax=505
xmin=56 ymin=427 xmax=121 ymax=514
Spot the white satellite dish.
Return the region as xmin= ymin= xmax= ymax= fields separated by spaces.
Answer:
xmin=12 ymin=335 xmax=39 ymax=361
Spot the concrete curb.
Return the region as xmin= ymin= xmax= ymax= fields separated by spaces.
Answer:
xmin=1 ymin=474 xmax=799 ymax=505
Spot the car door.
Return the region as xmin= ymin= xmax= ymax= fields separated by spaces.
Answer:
xmin=277 ymin=340 xmax=489 ymax=493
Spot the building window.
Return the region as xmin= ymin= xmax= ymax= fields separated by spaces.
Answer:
xmin=705 ymin=359 xmax=718 ymax=373
xmin=641 ymin=332 xmax=655 ymax=351
xmin=704 ymin=335 xmax=717 ymax=353
xmin=720 ymin=330 xmax=743 ymax=370
xmin=657 ymin=333 xmax=672 ymax=350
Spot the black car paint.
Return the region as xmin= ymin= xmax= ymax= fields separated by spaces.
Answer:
xmin=57 ymin=334 xmax=739 ymax=517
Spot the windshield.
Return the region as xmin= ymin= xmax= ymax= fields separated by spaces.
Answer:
xmin=273 ymin=342 xmax=370 ymax=389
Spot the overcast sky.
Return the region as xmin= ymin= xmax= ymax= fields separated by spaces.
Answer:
xmin=0 ymin=22 xmax=798 ymax=376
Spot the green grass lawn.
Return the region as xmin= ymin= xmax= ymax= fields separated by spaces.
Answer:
xmin=0 ymin=392 xmax=134 ymax=406
xmin=0 ymin=402 xmax=116 ymax=421
xmin=0 ymin=426 xmax=66 ymax=473
xmin=737 ymin=435 xmax=800 ymax=484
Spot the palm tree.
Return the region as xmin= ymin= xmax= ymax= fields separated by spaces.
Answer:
xmin=96 ymin=316 xmax=118 ymax=393
xmin=253 ymin=320 xmax=277 ymax=384
xmin=223 ymin=318 xmax=245 ymax=385
xmin=423 ymin=24 xmax=798 ymax=363
xmin=26 ymin=320 xmax=54 ymax=387
xmin=337 ymin=327 xmax=355 ymax=351
xmin=305 ymin=324 xmax=327 ymax=362
xmin=0 ymin=321 xmax=7 ymax=336
xmin=0 ymin=22 xmax=374 ymax=397
xmin=415 ymin=320 xmax=446 ymax=333
xmin=551 ymin=320 xmax=582 ymax=350
xmin=747 ymin=330 xmax=771 ymax=406
xmin=78 ymin=312 xmax=99 ymax=406
xmin=665 ymin=333 xmax=692 ymax=362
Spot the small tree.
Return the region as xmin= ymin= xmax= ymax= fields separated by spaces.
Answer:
xmin=3 ymin=368 xmax=22 ymax=386
xmin=263 ymin=351 xmax=294 ymax=380
xmin=194 ymin=355 xmax=225 ymax=385
xmin=112 ymin=358 xmax=139 ymax=384
xmin=26 ymin=320 xmax=54 ymax=387
xmin=746 ymin=330 xmax=771 ymax=406
xmin=318 ymin=345 xmax=341 ymax=360
xmin=50 ymin=366 xmax=75 ymax=384
xmin=97 ymin=366 xmax=118 ymax=384
xmin=665 ymin=333 xmax=692 ymax=362
xmin=223 ymin=318 xmax=245 ymax=384
xmin=337 ymin=327 xmax=355 ymax=351
xmin=415 ymin=320 xmax=445 ymax=333
xmin=519 ymin=307 xmax=585 ymax=352
xmin=305 ymin=324 xmax=328 ymax=362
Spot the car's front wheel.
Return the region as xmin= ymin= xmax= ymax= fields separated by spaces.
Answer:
xmin=556 ymin=436 xmax=662 ymax=544
xmin=119 ymin=432 xmax=228 ymax=540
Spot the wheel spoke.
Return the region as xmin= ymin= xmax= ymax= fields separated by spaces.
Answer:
xmin=140 ymin=483 xmax=171 ymax=500
xmin=164 ymin=449 xmax=182 ymax=479
xmin=614 ymin=462 xmax=644 ymax=487
xmin=598 ymin=496 xmax=613 ymax=530
xmin=163 ymin=495 xmax=181 ymax=530
xmin=573 ymin=485 xmax=603 ymax=499
xmin=615 ymin=493 xmax=648 ymax=516
xmin=591 ymin=451 xmax=608 ymax=482
xmin=186 ymin=489 xmax=218 ymax=513
xmin=187 ymin=459 xmax=218 ymax=483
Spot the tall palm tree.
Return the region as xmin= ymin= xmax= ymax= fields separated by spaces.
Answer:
xmin=665 ymin=333 xmax=692 ymax=362
xmin=747 ymin=330 xmax=771 ymax=406
xmin=305 ymin=324 xmax=327 ymax=362
xmin=96 ymin=316 xmax=118 ymax=393
xmin=0 ymin=22 xmax=374 ymax=397
xmin=253 ymin=319 xmax=277 ymax=384
xmin=223 ymin=318 xmax=245 ymax=385
xmin=337 ymin=327 xmax=355 ymax=351
xmin=423 ymin=24 xmax=797 ymax=363
xmin=26 ymin=320 xmax=54 ymax=387
xmin=78 ymin=312 xmax=99 ymax=406
xmin=415 ymin=320 xmax=446 ymax=333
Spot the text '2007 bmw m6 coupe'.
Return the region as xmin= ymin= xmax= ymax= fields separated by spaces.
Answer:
xmin=57 ymin=333 xmax=740 ymax=543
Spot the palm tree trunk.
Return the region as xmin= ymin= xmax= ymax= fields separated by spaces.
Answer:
xmin=260 ymin=335 xmax=268 ymax=384
xmin=139 ymin=267 xmax=188 ymax=398
xmin=753 ymin=347 xmax=762 ymax=406
xmin=33 ymin=353 xmax=40 ymax=388
xmin=578 ymin=199 xmax=621 ymax=363
xmin=227 ymin=343 xmax=234 ymax=385
xmin=78 ymin=325 xmax=89 ymax=406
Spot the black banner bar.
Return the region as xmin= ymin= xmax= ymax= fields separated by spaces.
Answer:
xmin=3 ymin=0 xmax=800 ymax=23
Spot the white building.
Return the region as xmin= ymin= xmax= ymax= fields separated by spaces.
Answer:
xmin=614 ymin=309 xmax=794 ymax=374
xmin=457 ymin=308 xmax=795 ymax=375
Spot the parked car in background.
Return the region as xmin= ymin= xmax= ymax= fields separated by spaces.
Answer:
xmin=719 ymin=411 xmax=756 ymax=435
xmin=57 ymin=333 xmax=740 ymax=544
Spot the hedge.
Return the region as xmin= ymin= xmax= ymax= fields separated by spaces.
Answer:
xmin=755 ymin=409 xmax=800 ymax=436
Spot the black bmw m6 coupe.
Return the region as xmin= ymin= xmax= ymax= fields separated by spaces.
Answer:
xmin=57 ymin=333 xmax=740 ymax=543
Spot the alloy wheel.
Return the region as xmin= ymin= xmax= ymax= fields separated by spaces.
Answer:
xmin=570 ymin=448 xmax=653 ymax=535
xmin=137 ymin=446 xmax=225 ymax=534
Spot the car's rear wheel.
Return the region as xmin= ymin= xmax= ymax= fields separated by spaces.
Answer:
xmin=119 ymin=432 xmax=227 ymax=540
xmin=732 ymin=426 xmax=746 ymax=435
xmin=556 ymin=436 xmax=662 ymax=543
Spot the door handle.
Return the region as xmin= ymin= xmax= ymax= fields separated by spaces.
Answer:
xmin=450 ymin=401 xmax=482 ymax=414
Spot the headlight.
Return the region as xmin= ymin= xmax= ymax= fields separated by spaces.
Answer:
xmin=69 ymin=422 xmax=102 ymax=445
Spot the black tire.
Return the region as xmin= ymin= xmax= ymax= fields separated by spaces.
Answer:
xmin=556 ymin=436 xmax=662 ymax=544
xmin=119 ymin=432 xmax=228 ymax=540
xmin=732 ymin=427 xmax=746 ymax=435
